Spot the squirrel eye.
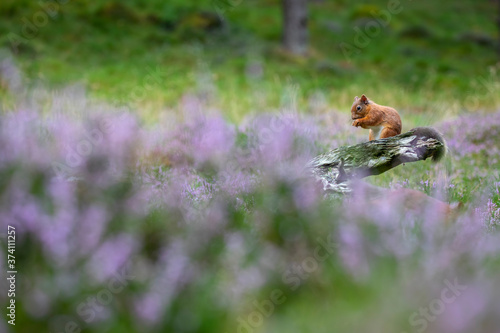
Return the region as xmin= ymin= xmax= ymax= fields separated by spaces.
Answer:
xmin=356 ymin=105 xmax=362 ymax=111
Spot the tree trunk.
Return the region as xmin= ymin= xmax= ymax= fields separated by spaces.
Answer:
xmin=282 ymin=0 xmax=309 ymax=55
xmin=307 ymin=127 xmax=447 ymax=195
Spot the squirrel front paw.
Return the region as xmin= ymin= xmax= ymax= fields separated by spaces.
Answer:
xmin=352 ymin=119 xmax=361 ymax=127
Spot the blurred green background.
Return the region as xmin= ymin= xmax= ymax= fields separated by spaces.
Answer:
xmin=1 ymin=0 xmax=499 ymax=124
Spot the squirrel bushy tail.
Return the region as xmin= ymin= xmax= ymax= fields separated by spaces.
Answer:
xmin=409 ymin=127 xmax=447 ymax=162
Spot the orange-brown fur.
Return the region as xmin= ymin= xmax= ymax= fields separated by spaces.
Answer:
xmin=351 ymin=95 xmax=402 ymax=141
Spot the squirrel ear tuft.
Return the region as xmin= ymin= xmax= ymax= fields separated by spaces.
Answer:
xmin=360 ymin=94 xmax=368 ymax=104
xmin=354 ymin=96 xmax=359 ymax=101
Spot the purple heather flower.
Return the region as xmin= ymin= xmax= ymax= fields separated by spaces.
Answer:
xmin=87 ymin=234 xmax=138 ymax=283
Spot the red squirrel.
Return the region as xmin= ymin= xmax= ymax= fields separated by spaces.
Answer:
xmin=351 ymin=95 xmax=402 ymax=141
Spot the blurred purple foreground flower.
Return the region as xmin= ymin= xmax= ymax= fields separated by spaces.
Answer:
xmin=1 ymin=67 xmax=500 ymax=332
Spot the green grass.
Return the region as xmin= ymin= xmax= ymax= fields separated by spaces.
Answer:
xmin=0 ymin=0 xmax=499 ymax=124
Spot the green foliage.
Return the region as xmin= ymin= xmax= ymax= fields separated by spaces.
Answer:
xmin=0 ymin=0 xmax=498 ymax=122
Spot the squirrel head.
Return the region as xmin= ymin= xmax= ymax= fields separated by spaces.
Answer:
xmin=351 ymin=94 xmax=371 ymax=120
